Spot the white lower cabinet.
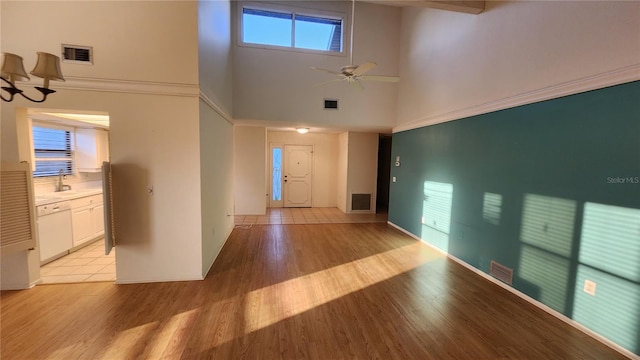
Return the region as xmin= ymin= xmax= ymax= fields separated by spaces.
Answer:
xmin=71 ymin=194 xmax=105 ymax=247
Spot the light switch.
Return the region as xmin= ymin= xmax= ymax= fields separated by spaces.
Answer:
xmin=392 ymin=176 xmax=396 ymax=183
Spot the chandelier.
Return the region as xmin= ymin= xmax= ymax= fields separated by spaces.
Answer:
xmin=1 ymin=52 xmax=65 ymax=103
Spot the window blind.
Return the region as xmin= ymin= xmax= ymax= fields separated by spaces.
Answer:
xmin=32 ymin=126 xmax=73 ymax=177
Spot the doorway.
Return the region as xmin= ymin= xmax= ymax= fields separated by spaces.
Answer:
xmin=270 ymin=144 xmax=313 ymax=208
xmin=24 ymin=108 xmax=115 ymax=284
xmin=376 ymin=134 xmax=392 ymax=214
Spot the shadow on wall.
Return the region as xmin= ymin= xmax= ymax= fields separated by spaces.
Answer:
xmin=112 ymin=163 xmax=151 ymax=245
xmin=415 ymin=182 xmax=640 ymax=354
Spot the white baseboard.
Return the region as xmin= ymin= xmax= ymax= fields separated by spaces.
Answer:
xmin=386 ymin=221 xmax=640 ymax=360
xmin=0 ymin=279 xmax=39 ymax=291
xmin=202 ymin=223 xmax=235 ymax=278
xmin=115 ymin=275 xmax=205 ymax=285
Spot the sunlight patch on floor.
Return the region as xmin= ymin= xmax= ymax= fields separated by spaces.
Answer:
xmin=241 ymin=242 xmax=442 ymax=338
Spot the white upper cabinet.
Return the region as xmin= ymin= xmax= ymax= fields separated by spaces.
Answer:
xmin=76 ymin=129 xmax=109 ymax=172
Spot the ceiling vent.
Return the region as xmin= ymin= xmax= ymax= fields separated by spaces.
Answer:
xmin=61 ymin=45 xmax=93 ymax=64
xmin=324 ymin=99 xmax=338 ymax=110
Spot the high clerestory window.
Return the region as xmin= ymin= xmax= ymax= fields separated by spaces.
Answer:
xmin=241 ymin=5 xmax=343 ymax=53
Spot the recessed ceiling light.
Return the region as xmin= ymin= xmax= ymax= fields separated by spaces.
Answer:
xmin=296 ymin=128 xmax=309 ymax=134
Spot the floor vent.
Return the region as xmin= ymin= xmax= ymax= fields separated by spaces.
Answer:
xmin=62 ymin=44 xmax=93 ymax=64
xmin=490 ymin=260 xmax=513 ymax=285
xmin=351 ymin=193 xmax=371 ymax=211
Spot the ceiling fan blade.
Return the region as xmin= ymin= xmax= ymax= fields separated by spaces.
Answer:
xmin=352 ymin=61 xmax=377 ymax=76
xmin=351 ymin=80 xmax=365 ymax=91
xmin=310 ymin=67 xmax=341 ymax=76
xmin=314 ymin=78 xmax=345 ymax=87
xmin=360 ymin=75 xmax=400 ymax=83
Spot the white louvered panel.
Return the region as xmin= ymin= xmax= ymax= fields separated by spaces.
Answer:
xmin=1 ymin=162 xmax=37 ymax=253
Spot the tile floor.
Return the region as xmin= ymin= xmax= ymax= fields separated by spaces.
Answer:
xmin=40 ymin=208 xmax=384 ymax=285
xmin=234 ymin=207 xmax=387 ymax=225
xmin=40 ymin=239 xmax=115 ymax=284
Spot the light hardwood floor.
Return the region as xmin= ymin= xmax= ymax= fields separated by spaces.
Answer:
xmin=1 ymin=224 xmax=630 ymax=359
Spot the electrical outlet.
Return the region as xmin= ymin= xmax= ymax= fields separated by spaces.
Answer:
xmin=583 ymin=279 xmax=597 ymax=296
xmin=392 ymin=176 xmax=397 ymax=183
xmin=421 ymin=216 xmax=425 ymax=224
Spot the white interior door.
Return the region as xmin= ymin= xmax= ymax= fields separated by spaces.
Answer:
xmin=283 ymin=145 xmax=312 ymax=208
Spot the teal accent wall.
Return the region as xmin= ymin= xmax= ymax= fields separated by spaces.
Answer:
xmin=389 ymin=81 xmax=640 ymax=355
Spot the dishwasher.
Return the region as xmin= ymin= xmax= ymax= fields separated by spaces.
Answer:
xmin=37 ymin=201 xmax=73 ymax=264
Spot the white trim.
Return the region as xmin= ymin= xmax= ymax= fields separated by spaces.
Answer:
xmin=393 ymin=64 xmax=640 ymax=133
xmin=115 ymin=275 xmax=205 ymax=285
xmin=387 ymin=220 xmax=640 ymax=360
xmin=199 ymin=91 xmax=234 ymax=125
xmin=17 ymin=76 xmax=200 ymax=98
xmin=0 ymin=280 xmax=38 ymax=291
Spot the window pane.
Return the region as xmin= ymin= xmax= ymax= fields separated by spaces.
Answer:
xmin=32 ymin=126 xmax=73 ymax=177
xmin=243 ymin=8 xmax=292 ymax=47
xmin=272 ymin=148 xmax=282 ymax=201
xmin=295 ymin=15 xmax=341 ymax=52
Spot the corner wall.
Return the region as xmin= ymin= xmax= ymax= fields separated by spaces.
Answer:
xmin=234 ymin=126 xmax=267 ymax=215
xmin=199 ymin=101 xmax=234 ymax=278
xmin=388 ymin=81 xmax=640 ymax=356
xmin=345 ymin=132 xmax=378 ymax=213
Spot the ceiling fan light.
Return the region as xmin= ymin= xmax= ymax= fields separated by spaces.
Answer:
xmin=296 ymin=128 xmax=310 ymax=134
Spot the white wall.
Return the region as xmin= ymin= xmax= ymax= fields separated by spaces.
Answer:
xmin=233 ymin=1 xmax=400 ymax=132
xmin=267 ymin=131 xmax=339 ymax=208
xmin=234 ymin=126 xmax=267 ymax=215
xmin=197 ymin=0 xmax=235 ymax=278
xmin=1 ymin=1 xmax=207 ymax=286
xmin=198 ymin=0 xmax=233 ymax=115
xmin=1 ymin=1 xmax=199 ymax=85
xmin=396 ymin=1 xmax=640 ymax=130
xmin=199 ymin=101 xmax=234 ymax=278
xmin=346 ymin=132 xmax=378 ymax=213
xmin=337 ymin=132 xmax=349 ymax=212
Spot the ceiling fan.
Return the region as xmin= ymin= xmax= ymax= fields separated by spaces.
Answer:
xmin=310 ymin=0 xmax=399 ymax=90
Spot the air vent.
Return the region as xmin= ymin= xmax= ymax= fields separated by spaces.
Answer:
xmin=324 ymin=99 xmax=338 ymax=110
xmin=490 ymin=260 xmax=513 ymax=285
xmin=61 ymin=44 xmax=93 ymax=64
xmin=351 ymin=194 xmax=371 ymax=211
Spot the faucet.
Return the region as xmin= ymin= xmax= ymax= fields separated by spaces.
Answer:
xmin=56 ymin=169 xmax=71 ymax=192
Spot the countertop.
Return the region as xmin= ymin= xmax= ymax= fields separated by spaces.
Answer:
xmin=35 ymin=188 xmax=103 ymax=206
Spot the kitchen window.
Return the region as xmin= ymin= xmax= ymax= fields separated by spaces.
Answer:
xmin=32 ymin=124 xmax=74 ymax=177
xmin=241 ymin=5 xmax=343 ymax=53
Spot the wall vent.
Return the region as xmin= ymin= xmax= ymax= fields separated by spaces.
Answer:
xmin=61 ymin=44 xmax=93 ymax=64
xmin=489 ymin=260 xmax=513 ymax=285
xmin=351 ymin=193 xmax=371 ymax=211
xmin=324 ymin=99 xmax=338 ymax=110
